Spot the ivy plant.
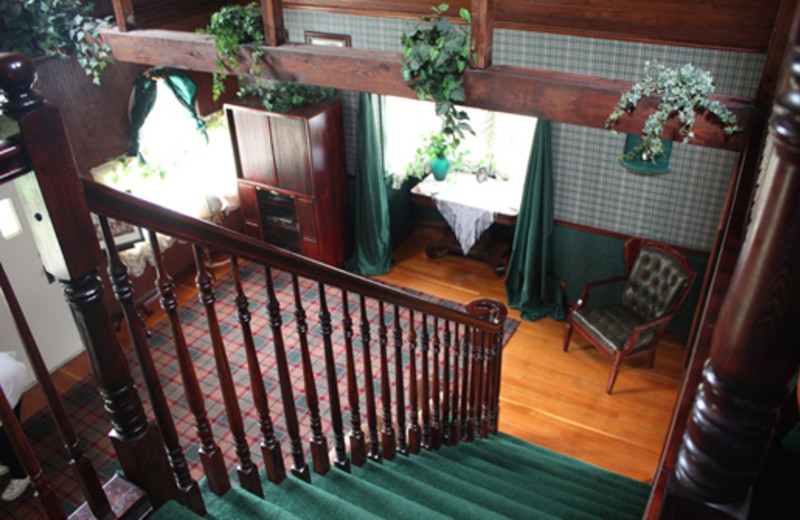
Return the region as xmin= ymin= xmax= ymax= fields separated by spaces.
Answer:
xmin=199 ymin=2 xmax=267 ymax=100
xmin=606 ymin=61 xmax=741 ymax=162
xmin=0 ymin=0 xmax=114 ymax=85
xmin=401 ymin=3 xmax=475 ymax=156
xmin=238 ymin=80 xmax=337 ymax=113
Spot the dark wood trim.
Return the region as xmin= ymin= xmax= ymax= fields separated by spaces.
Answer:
xmin=470 ymin=0 xmax=494 ymax=70
xmin=98 ymin=28 xmax=761 ymax=152
xmin=111 ymin=0 xmax=136 ymax=31
xmin=756 ymin=0 xmax=800 ymax=108
xmin=262 ymin=0 xmax=287 ymax=47
xmin=281 ymin=1 xmax=778 ymax=53
xmin=553 ymin=219 xmax=710 ymax=259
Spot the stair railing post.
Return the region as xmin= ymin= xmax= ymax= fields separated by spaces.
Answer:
xmin=664 ymin=39 xmax=800 ymax=519
xmin=0 ymin=52 xmax=177 ymax=508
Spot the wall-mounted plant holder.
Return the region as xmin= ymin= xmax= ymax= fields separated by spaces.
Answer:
xmin=619 ymin=134 xmax=672 ymax=175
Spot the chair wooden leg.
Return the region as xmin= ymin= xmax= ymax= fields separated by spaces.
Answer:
xmin=648 ymin=349 xmax=656 ymax=369
xmin=606 ymin=352 xmax=623 ymax=394
xmin=563 ymin=322 xmax=573 ymax=352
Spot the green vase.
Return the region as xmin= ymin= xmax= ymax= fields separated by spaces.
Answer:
xmin=430 ymin=155 xmax=450 ymax=181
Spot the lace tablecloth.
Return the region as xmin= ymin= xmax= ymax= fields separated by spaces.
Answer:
xmin=414 ymin=174 xmax=521 ymax=254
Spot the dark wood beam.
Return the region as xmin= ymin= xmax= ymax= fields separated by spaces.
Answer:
xmin=470 ymin=0 xmax=494 ymax=70
xmin=261 ymin=0 xmax=287 ymax=47
xmin=111 ymin=0 xmax=136 ymax=31
xmin=99 ymin=27 xmax=760 ymax=152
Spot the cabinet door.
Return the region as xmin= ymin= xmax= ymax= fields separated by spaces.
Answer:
xmin=229 ymin=108 xmax=277 ymax=185
xmin=237 ymin=182 xmax=262 ymax=239
xmin=269 ymin=116 xmax=312 ymax=196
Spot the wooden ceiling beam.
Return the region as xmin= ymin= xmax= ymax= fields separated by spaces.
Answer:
xmin=99 ymin=27 xmax=761 ymax=152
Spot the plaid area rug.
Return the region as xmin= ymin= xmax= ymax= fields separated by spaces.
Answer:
xmin=3 ymin=260 xmax=518 ymax=518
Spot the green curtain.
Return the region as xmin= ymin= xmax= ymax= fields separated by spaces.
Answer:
xmin=344 ymin=92 xmax=393 ymax=275
xmin=127 ymin=68 xmax=207 ymax=158
xmin=127 ymin=74 xmax=158 ymax=158
xmin=504 ymin=119 xmax=567 ymax=321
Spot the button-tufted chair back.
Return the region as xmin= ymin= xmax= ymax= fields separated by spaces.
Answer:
xmin=621 ymin=246 xmax=691 ymax=322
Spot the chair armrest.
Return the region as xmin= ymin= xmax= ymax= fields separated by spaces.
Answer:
xmin=574 ymin=275 xmax=627 ymax=310
xmin=621 ymin=313 xmax=676 ymax=353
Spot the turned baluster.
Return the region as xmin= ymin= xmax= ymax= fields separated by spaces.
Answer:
xmin=264 ymin=266 xmax=310 ymax=482
xmin=441 ymin=320 xmax=452 ymax=447
xmin=450 ymin=323 xmax=462 ymax=446
xmin=480 ymin=331 xmax=492 ymax=439
xmin=431 ymin=316 xmax=442 ymax=449
xmin=102 ymin=220 xmax=203 ymax=515
xmin=469 ymin=330 xmax=485 ymax=442
xmin=0 ymin=385 xmax=63 ymax=518
xmin=341 ymin=289 xmax=366 ymax=466
xmin=378 ymin=301 xmax=396 ymax=460
xmin=231 ymin=258 xmax=285 ymax=484
xmin=420 ymin=314 xmax=432 ymax=450
xmin=149 ymin=231 xmax=230 ymax=495
xmin=193 ymin=246 xmax=262 ymax=496
xmin=0 ymin=263 xmax=107 ymax=518
xmin=359 ymin=295 xmax=382 ymax=462
xmin=407 ymin=310 xmax=421 ymax=454
xmin=319 ymin=282 xmax=350 ymax=472
xmin=488 ymin=331 xmax=503 ymax=435
xmin=393 ymin=305 xmax=409 ymax=456
xmin=463 ymin=328 xmax=476 ymax=442
xmin=291 ymin=275 xmax=330 ymax=475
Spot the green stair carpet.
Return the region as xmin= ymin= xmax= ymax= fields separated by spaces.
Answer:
xmin=152 ymin=433 xmax=651 ymax=519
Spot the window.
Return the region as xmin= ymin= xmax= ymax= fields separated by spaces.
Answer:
xmin=383 ymin=96 xmax=537 ymax=190
xmin=0 ymin=197 xmax=21 ymax=240
xmin=93 ymin=79 xmax=237 ymax=218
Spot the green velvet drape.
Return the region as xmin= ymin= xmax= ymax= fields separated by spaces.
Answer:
xmin=344 ymin=92 xmax=393 ymax=275
xmin=127 ymin=68 xmax=206 ymax=158
xmin=504 ymin=119 xmax=567 ymax=321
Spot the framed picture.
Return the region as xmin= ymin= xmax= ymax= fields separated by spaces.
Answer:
xmin=92 ymin=214 xmax=144 ymax=251
xmin=304 ymin=31 xmax=352 ymax=48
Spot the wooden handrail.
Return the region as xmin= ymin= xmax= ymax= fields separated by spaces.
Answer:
xmin=81 ymin=178 xmax=504 ymax=334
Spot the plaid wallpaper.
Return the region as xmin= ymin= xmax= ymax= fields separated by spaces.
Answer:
xmin=284 ymin=11 xmax=764 ymax=252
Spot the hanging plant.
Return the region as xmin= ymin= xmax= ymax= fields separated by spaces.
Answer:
xmin=238 ymin=80 xmax=337 ymax=113
xmin=606 ymin=61 xmax=742 ymax=163
xmin=199 ymin=2 xmax=267 ymax=100
xmin=401 ymin=3 xmax=475 ymax=167
xmin=0 ymin=0 xmax=114 ymax=85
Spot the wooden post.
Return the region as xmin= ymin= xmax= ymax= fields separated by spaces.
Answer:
xmin=110 ymin=0 xmax=136 ymax=31
xmin=0 ymin=52 xmax=177 ymax=508
xmin=261 ymin=0 xmax=286 ymax=47
xmin=665 ymin=38 xmax=800 ymax=519
xmin=470 ymin=0 xmax=494 ymax=69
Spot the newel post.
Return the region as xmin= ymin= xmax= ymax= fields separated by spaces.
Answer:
xmin=662 ymin=42 xmax=800 ymax=519
xmin=465 ymin=298 xmax=507 ymax=437
xmin=0 ymin=53 xmax=178 ymax=507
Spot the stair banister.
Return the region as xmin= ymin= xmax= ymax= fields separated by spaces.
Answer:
xmin=662 ymin=28 xmax=800 ymax=520
xmin=0 ymin=52 xmax=179 ymax=510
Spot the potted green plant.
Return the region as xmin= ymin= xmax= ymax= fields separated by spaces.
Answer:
xmin=0 ymin=0 xmax=114 ymax=85
xmin=606 ymin=61 xmax=742 ymax=163
xmin=238 ymin=80 xmax=337 ymax=113
xmin=401 ymin=4 xmax=475 ymax=178
xmin=199 ymin=2 xmax=267 ymax=100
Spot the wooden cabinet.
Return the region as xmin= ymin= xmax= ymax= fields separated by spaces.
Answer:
xmin=225 ymin=98 xmax=348 ymax=266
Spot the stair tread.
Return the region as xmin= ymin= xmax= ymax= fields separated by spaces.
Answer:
xmin=454 ymin=436 xmax=649 ymax=499
xmin=259 ymin=474 xmax=380 ymax=519
xmin=490 ymin=434 xmax=650 ymax=497
xmin=426 ymin=444 xmax=645 ymax=519
xmin=353 ymin=453 xmax=566 ymax=519
xmin=312 ymin=463 xmax=452 ymax=519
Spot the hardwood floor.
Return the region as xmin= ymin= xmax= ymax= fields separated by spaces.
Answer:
xmin=374 ymin=230 xmax=685 ymax=483
xmin=22 ymin=229 xmax=685 ymax=484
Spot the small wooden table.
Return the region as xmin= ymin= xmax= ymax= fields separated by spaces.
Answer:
xmin=411 ymin=176 xmax=518 ymax=277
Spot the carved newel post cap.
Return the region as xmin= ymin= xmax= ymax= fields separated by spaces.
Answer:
xmin=0 ymin=52 xmax=44 ymax=115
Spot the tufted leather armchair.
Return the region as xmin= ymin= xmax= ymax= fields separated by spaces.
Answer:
xmin=562 ymin=238 xmax=695 ymax=393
